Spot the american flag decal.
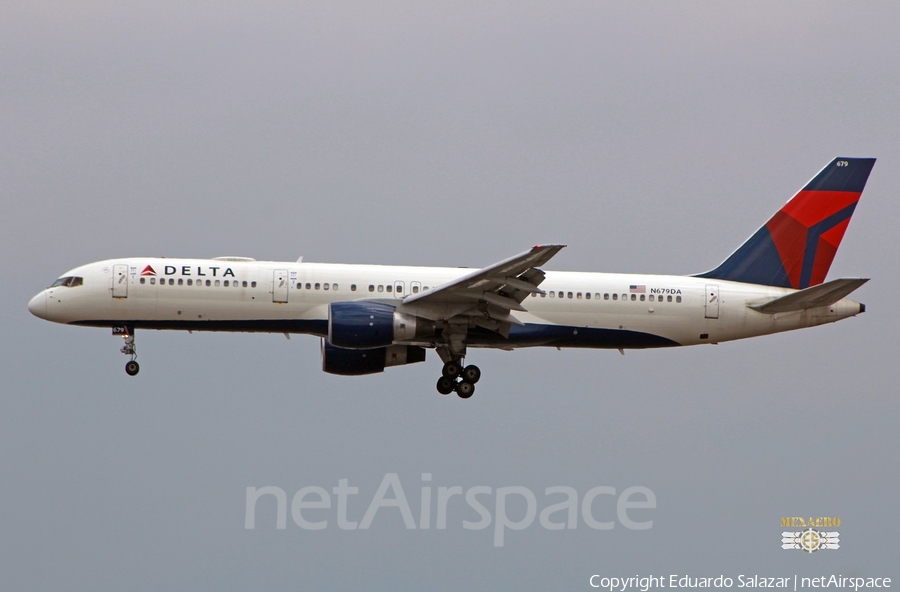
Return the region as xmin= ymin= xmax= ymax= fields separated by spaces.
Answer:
xmin=629 ymin=284 xmax=646 ymax=294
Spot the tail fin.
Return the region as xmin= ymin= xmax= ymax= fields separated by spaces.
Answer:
xmin=696 ymin=157 xmax=875 ymax=289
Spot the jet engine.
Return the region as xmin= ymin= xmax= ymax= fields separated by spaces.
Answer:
xmin=328 ymin=301 xmax=434 ymax=349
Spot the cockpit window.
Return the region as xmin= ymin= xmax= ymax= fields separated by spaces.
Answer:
xmin=50 ymin=276 xmax=83 ymax=288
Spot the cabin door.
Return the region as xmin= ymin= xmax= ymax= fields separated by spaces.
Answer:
xmin=273 ymin=269 xmax=289 ymax=303
xmin=704 ymin=284 xmax=719 ymax=319
xmin=112 ymin=264 xmax=128 ymax=298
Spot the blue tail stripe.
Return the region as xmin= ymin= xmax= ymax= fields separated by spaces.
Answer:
xmin=798 ymin=202 xmax=857 ymax=289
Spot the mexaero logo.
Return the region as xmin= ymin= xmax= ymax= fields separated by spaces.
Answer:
xmin=140 ymin=265 xmax=157 ymax=277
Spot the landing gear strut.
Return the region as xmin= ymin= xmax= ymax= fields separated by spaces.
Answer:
xmin=436 ymin=359 xmax=481 ymax=399
xmin=119 ymin=329 xmax=139 ymax=376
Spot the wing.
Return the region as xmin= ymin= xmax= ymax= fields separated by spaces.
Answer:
xmin=400 ymin=244 xmax=565 ymax=336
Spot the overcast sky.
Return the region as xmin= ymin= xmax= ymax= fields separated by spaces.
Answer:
xmin=2 ymin=2 xmax=898 ymax=590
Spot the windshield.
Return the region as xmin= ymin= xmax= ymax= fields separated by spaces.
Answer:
xmin=50 ymin=276 xmax=84 ymax=288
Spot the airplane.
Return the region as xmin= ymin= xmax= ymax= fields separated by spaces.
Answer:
xmin=28 ymin=157 xmax=874 ymax=399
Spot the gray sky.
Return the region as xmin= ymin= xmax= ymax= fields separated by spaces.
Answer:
xmin=2 ymin=1 xmax=898 ymax=589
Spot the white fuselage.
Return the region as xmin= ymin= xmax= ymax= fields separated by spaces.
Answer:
xmin=28 ymin=257 xmax=864 ymax=349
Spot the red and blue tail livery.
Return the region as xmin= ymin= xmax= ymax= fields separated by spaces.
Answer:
xmin=698 ymin=157 xmax=875 ymax=289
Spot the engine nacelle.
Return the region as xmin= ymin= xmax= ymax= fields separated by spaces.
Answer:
xmin=321 ymin=339 xmax=427 ymax=376
xmin=328 ymin=301 xmax=434 ymax=349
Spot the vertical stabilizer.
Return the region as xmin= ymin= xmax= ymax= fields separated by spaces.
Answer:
xmin=696 ymin=157 xmax=875 ymax=289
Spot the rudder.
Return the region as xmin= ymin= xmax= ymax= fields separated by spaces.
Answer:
xmin=696 ymin=157 xmax=875 ymax=289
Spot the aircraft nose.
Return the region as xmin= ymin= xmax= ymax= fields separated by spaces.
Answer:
xmin=28 ymin=291 xmax=47 ymax=319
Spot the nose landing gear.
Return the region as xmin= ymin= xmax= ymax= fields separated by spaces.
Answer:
xmin=115 ymin=326 xmax=139 ymax=376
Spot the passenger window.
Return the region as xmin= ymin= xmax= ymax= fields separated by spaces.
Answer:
xmin=215 ymin=280 xmax=220 ymax=287
xmin=540 ymin=293 xmax=546 ymax=298
xmin=323 ymin=283 xmax=329 ymax=290
xmin=622 ymin=294 xmax=627 ymax=301
xmin=315 ymin=283 xmax=320 ymax=290
xmin=241 ymin=281 xmax=247 ymax=287
xmin=377 ymin=285 xmax=384 ymax=293
xmin=187 ymin=279 xmax=193 ymax=286
xmin=640 ymin=294 xmax=645 ymax=301
xmin=604 ymin=293 xmax=609 ymax=300
xmin=333 ymin=284 xmax=338 ymax=291
xmin=251 ymin=281 xmax=257 ymax=288
xmin=549 ymin=291 xmax=555 ymax=298
xmin=577 ymin=292 xmax=582 ymax=299
xmin=612 ymin=293 xmax=617 ymax=301
xmin=631 ymin=294 xmax=636 ymax=301
xmin=648 ymin=294 xmax=654 ymax=302
xmin=351 ymin=284 xmax=357 ymax=292
xmin=676 ymin=295 xmax=682 ymax=303
xmin=667 ymin=295 xmax=672 ymax=302
xmin=558 ymin=291 xmax=564 ymax=299
xmin=205 ymin=280 xmax=211 ymax=286
xmin=386 ymin=285 xmax=392 ymax=292
xmin=150 ymin=278 xmax=156 ymax=285
xmin=369 ymin=285 xmax=375 ymax=292
xmin=412 ymin=286 xmax=419 ymax=294
xmin=168 ymin=279 xmax=174 ymax=285
xmin=140 ymin=277 xmax=145 ymax=284
xmin=567 ymin=292 xmax=573 ymax=299
xmin=585 ymin=293 xmax=590 ymax=300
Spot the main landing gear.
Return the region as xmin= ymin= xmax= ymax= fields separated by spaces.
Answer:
xmin=435 ymin=360 xmax=481 ymax=399
xmin=119 ymin=329 xmax=140 ymax=376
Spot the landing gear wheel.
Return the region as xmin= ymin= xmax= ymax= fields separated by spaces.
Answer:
xmin=456 ymin=381 xmax=475 ymax=399
xmin=125 ymin=360 xmax=140 ymax=376
xmin=462 ymin=365 xmax=481 ymax=384
xmin=442 ymin=360 xmax=461 ymax=379
xmin=436 ymin=376 xmax=455 ymax=395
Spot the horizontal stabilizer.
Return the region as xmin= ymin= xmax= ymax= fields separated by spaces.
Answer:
xmin=749 ymin=278 xmax=868 ymax=314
